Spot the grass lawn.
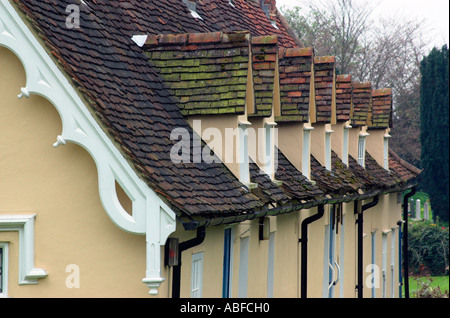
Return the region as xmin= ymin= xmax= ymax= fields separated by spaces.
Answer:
xmin=404 ymin=276 xmax=450 ymax=297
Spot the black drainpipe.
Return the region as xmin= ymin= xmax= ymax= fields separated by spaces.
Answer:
xmin=402 ymin=187 xmax=416 ymax=299
xmin=299 ymin=204 xmax=325 ymax=298
xmin=356 ymin=196 xmax=379 ymax=298
xmin=172 ymin=226 xmax=206 ymax=298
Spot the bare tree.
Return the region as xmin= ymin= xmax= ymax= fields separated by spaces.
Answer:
xmin=280 ymin=0 xmax=429 ymax=166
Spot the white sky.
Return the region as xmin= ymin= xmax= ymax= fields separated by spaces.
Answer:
xmin=276 ymin=0 xmax=449 ymax=51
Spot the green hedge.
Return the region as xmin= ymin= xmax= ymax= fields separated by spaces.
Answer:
xmin=408 ymin=221 xmax=449 ymax=275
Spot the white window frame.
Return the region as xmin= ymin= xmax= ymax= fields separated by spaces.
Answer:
xmin=264 ymin=122 xmax=277 ymax=179
xmin=390 ymin=227 xmax=397 ymax=298
xmin=239 ymin=122 xmax=251 ymax=184
xmin=371 ymin=229 xmax=377 ymax=298
xmin=357 ymin=135 xmax=367 ymax=167
xmin=191 ymin=252 xmax=204 ymax=298
xmin=342 ymin=125 xmax=352 ymax=166
xmin=325 ymin=129 xmax=333 ymax=171
xmin=382 ymin=230 xmax=391 ymax=298
xmin=383 ymin=133 xmax=391 ymax=170
xmin=303 ymin=127 xmax=314 ymax=179
xmin=0 ymin=215 xmax=47 ymax=285
xmin=0 ymin=243 xmax=9 ymax=297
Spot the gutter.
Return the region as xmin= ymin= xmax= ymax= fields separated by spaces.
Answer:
xmin=299 ymin=204 xmax=325 ymax=298
xmin=172 ymin=226 xmax=206 ymax=298
xmin=356 ymin=196 xmax=379 ymax=298
xmin=181 ymin=190 xmax=386 ymax=231
xmin=402 ymin=186 xmax=416 ymax=298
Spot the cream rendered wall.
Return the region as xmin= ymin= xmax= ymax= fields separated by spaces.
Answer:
xmin=0 ymin=47 xmax=152 ymax=297
xmin=365 ymin=129 xmax=386 ymax=167
xmin=361 ymin=193 xmax=402 ymax=298
xmin=277 ymin=123 xmax=304 ymax=172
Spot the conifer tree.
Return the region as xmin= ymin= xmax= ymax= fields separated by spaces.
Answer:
xmin=419 ymin=45 xmax=449 ymax=222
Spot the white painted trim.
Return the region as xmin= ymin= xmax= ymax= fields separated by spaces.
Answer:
xmin=0 ymin=215 xmax=47 ymax=285
xmin=0 ymin=2 xmax=176 ymax=295
xmin=191 ymin=252 xmax=204 ymax=298
xmin=0 ymin=242 xmax=9 ymax=297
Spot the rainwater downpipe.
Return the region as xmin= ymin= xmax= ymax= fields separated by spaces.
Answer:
xmin=356 ymin=196 xmax=379 ymax=298
xmin=300 ymin=204 xmax=325 ymax=298
xmin=172 ymin=226 xmax=206 ymax=298
xmin=402 ymin=187 xmax=416 ymax=298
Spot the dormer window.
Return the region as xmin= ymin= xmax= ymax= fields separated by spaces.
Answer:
xmin=325 ymin=129 xmax=333 ymax=171
xmin=342 ymin=124 xmax=352 ymax=166
xmin=182 ymin=0 xmax=203 ymax=20
xmin=303 ymin=126 xmax=314 ymax=179
xmin=383 ymin=133 xmax=391 ymax=170
xmin=264 ymin=122 xmax=277 ymax=179
xmin=358 ymin=133 xmax=369 ymax=168
xmin=239 ymin=121 xmax=251 ymax=184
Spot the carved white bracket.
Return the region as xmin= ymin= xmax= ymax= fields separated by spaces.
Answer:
xmin=1 ymin=1 xmax=176 ymax=295
xmin=0 ymin=215 xmax=48 ymax=284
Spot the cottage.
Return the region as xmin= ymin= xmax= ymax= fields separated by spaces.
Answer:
xmin=0 ymin=0 xmax=420 ymax=298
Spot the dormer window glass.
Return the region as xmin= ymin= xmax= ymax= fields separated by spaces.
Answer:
xmin=239 ymin=122 xmax=251 ymax=184
xmin=325 ymin=129 xmax=333 ymax=171
xmin=342 ymin=125 xmax=351 ymax=166
xmin=383 ymin=133 xmax=391 ymax=170
xmin=264 ymin=122 xmax=277 ymax=179
xmin=303 ymin=127 xmax=314 ymax=179
xmin=357 ymin=135 xmax=366 ymax=168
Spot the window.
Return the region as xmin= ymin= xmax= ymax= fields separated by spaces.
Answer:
xmin=383 ymin=134 xmax=391 ymax=170
xmin=303 ymin=127 xmax=313 ymax=178
xmin=238 ymin=236 xmax=249 ymax=298
xmin=267 ymin=232 xmax=275 ymax=298
xmin=390 ymin=228 xmax=396 ymax=298
xmin=357 ymin=136 xmax=366 ymax=167
xmin=325 ymin=130 xmax=333 ymax=171
xmin=371 ymin=230 xmax=377 ymax=298
xmin=222 ymin=228 xmax=233 ymax=298
xmin=264 ymin=123 xmax=277 ymax=178
xmin=0 ymin=243 xmax=8 ymax=297
xmin=382 ymin=231 xmax=389 ymax=298
xmin=323 ymin=205 xmax=342 ymax=298
xmin=191 ymin=252 xmax=204 ymax=298
xmin=239 ymin=123 xmax=250 ymax=184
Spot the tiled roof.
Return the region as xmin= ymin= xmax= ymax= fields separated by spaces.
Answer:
xmin=15 ymin=0 xmax=265 ymax=216
xmin=314 ymin=56 xmax=335 ymax=123
xmin=364 ymin=151 xmax=402 ymax=189
xmin=335 ymin=75 xmax=352 ymax=122
xmin=143 ymin=31 xmax=250 ymax=116
xmin=250 ymin=35 xmax=278 ymax=117
xmin=348 ymin=154 xmax=385 ymax=192
xmin=249 ymin=158 xmax=291 ymax=205
xmin=12 ymin=0 xmax=420 ymax=223
xmin=274 ymin=148 xmax=324 ymax=201
xmin=388 ymin=148 xmax=422 ymax=182
xmin=351 ymin=81 xmax=372 ymax=127
xmin=369 ymin=88 xmax=392 ymax=129
xmin=277 ymin=47 xmax=314 ymax=122
xmin=310 ymin=155 xmax=355 ymax=196
xmin=195 ymin=0 xmax=299 ymax=48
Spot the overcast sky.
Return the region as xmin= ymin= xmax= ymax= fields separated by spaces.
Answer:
xmin=276 ymin=0 xmax=449 ymax=51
